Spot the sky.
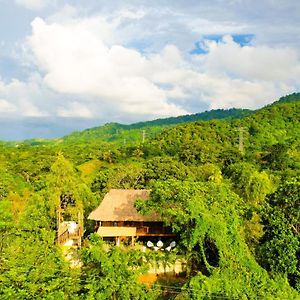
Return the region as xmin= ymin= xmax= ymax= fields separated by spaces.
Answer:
xmin=0 ymin=0 xmax=299 ymax=140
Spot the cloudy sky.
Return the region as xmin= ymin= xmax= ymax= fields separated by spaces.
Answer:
xmin=0 ymin=0 xmax=299 ymax=140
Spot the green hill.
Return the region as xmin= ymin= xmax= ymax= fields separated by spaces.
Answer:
xmin=274 ymin=92 xmax=300 ymax=104
xmin=148 ymin=93 xmax=300 ymax=162
xmin=62 ymin=108 xmax=252 ymax=144
xmin=60 ymin=92 xmax=300 ymax=145
xmin=10 ymin=92 xmax=300 ymax=148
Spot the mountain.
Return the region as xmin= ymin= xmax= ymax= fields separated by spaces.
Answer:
xmin=274 ymin=92 xmax=300 ymax=104
xmin=15 ymin=92 xmax=300 ymax=146
xmin=148 ymin=93 xmax=300 ymax=168
xmin=62 ymin=108 xmax=252 ymax=144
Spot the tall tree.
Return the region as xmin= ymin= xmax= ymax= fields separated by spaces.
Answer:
xmin=259 ymin=177 xmax=300 ymax=290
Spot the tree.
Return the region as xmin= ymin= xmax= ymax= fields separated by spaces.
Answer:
xmin=138 ymin=179 xmax=297 ymax=299
xmin=262 ymin=143 xmax=290 ymax=171
xmin=226 ymin=162 xmax=275 ymax=206
xmin=145 ymin=156 xmax=190 ymax=182
xmin=47 ymin=154 xmax=96 ymax=227
xmin=259 ymin=177 xmax=300 ymax=290
xmin=0 ymin=194 xmax=79 ymax=299
xmin=80 ymin=234 xmax=157 ymax=300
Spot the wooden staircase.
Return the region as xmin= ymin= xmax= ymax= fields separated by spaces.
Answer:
xmin=56 ymin=210 xmax=84 ymax=248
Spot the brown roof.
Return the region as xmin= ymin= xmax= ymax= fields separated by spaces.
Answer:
xmin=88 ymin=189 xmax=160 ymax=222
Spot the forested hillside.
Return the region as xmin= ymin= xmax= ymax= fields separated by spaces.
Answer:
xmin=0 ymin=93 xmax=299 ymax=299
xmin=61 ymin=108 xmax=252 ymax=144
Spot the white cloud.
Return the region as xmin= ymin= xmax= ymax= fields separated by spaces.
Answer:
xmin=144 ymin=36 xmax=299 ymax=109
xmin=28 ymin=17 xmax=188 ymax=118
xmin=46 ymin=4 xmax=78 ymax=23
xmin=0 ymin=76 xmax=49 ymax=117
xmin=1 ymin=9 xmax=298 ymax=127
xmin=58 ymin=102 xmax=94 ymax=118
xmin=117 ymin=9 xmax=146 ymax=21
xmin=15 ymin=0 xmax=50 ymax=10
xmin=183 ymin=73 xmax=291 ymax=109
xmin=195 ymin=35 xmax=300 ymax=82
xmin=0 ymin=99 xmax=16 ymax=112
xmin=186 ymin=36 xmax=300 ymax=108
xmin=187 ymin=18 xmax=247 ymax=36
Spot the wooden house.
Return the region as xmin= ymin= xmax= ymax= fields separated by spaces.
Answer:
xmin=88 ymin=189 xmax=175 ymax=245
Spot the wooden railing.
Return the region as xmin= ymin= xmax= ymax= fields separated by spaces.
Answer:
xmin=136 ymin=226 xmax=149 ymax=234
xmin=57 ymin=229 xmax=70 ymax=245
xmin=57 ymin=227 xmax=82 ymax=246
xmin=136 ymin=226 xmax=175 ymax=237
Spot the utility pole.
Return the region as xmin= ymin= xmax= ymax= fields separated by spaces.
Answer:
xmin=142 ymin=130 xmax=146 ymax=143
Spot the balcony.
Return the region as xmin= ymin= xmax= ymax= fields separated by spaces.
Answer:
xmin=97 ymin=226 xmax=137 ymax=237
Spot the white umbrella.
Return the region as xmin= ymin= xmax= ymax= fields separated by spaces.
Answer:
xmin=157 ymin=240 xmax=163 ymax=248
xmin=147 ymin=241 xmax=154 ymax=248
xmin=170 ymin=241 xmax=176 ymax=248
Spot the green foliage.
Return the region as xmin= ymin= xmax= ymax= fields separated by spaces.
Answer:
xmin=80 ymin=234 xmax=157 ymax=300
xmin=259 ymin=177 xmax=300 ymax=290
xmin=262 ymin=143 xmax=291 ymax=171
xmin=146 ymin=179 xmax=297 ymax=299
xmin=0 ymin=170 xmax=28 ymax=200
xmin=46 ymin=154 xmax=97 ymax=224
xmin=0 ymin=199 xmax=14 ymax=262
xmin=145 ymin=156 xmax=191 ymax=182
xmin=226 ymin=162 xmax=275 ymax=205
xmin=275 ymin=92 xmax=300 ymax=104
xmin=91 ymin=162 xmax=146 ymax=195
xmin=0 ymin=93 xmax=299 ymax=298
xmin=191 ymin=163 xmax=223 ymax=183
xmin=62 ymin=108 xmax=251 ymax=145
xmin=0 ymin=194 xmax=78 ymax=299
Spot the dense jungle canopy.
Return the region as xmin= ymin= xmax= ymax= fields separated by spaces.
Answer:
xmin=0 ymin=93 xmax=299 ymax=299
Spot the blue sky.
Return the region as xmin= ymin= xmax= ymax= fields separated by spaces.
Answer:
xmin=0 ymin=0 xmax=299 ymax=140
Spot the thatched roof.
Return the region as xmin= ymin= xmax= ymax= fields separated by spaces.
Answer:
xmin=88 ymin=189 xmax=160 ymax=222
